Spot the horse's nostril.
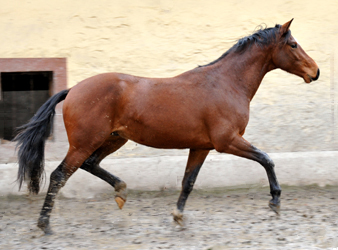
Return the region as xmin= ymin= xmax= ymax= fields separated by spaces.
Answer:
xmin=313 ymin=69 xmax=320 ymax=81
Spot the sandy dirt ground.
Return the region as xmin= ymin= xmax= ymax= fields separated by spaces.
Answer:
xmin=1 ymin=186 xmax=338 ymax=250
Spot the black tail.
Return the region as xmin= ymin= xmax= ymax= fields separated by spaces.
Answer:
xmin=13 ymin=89 xmax=70 ymax=194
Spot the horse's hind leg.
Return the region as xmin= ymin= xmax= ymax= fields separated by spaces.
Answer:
xmin=37 ymin=149 xmax=93 ymax=234
xmin=80 ymin=137 xmax=128 ymax=209
xmin=173 ymin=149 xmax=209 ymax=225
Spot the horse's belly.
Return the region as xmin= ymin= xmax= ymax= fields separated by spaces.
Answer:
xmin=117 ymin=121 xmax=213 ymax=149
xmin=129 ymin=134 xmax=213 ymax=149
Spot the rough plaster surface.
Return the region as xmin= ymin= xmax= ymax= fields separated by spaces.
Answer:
xmin=1 ymin=0 xmax=338 ymax=153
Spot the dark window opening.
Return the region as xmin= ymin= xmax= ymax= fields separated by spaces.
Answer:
xmin=0 ymin=71 xmax=52 ymax=141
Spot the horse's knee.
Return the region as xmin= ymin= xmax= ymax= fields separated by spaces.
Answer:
xmin=263 ymin=155 xmax=275 ymax=169
xmin=255 ymin=150 xmax=275 ymax=169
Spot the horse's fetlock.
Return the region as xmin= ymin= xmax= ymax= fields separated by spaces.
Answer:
xmin=115 ymin=181 xmax=127 ymax=192
xmin=37 ymin=216 xmax=48 ymax=228
xmin=272 ymin=189 xmax=282 ymax=196
xmin=115 ymin=181 xmax=127 ymax=202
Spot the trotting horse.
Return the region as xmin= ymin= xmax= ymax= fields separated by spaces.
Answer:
xmin=14 ymin=19 xmax=319 ymax=234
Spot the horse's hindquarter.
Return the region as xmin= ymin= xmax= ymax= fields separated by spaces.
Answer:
xmin=63 ymin=73 xmax=130 ymax=148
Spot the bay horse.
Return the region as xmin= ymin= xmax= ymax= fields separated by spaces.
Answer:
xmin=14 ymin=19 xmax=319 ymax=234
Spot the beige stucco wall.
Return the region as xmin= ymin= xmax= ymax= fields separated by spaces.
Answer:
xmin=1 ymin=0 xmax=338 ymax=160
xmin=1 ymin=0 xmax=338 ymax=193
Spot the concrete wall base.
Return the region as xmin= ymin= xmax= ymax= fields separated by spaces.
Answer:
xmin=1 ymin=151 xmax=337 ymax=198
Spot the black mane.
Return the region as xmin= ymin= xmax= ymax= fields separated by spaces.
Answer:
xmin=200 ymin=24 xmax=290 ymax=67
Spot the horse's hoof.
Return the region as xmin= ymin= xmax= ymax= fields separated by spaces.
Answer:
xmin=269 ymin=200 xmax=281 ymax=215
xmin=172 ymin=209 xmax=184 ymax=226
xmin=115 ymin=196 xmax=126 ymax=209
xmin=43 ymin=227 xmax=54 ymax=235
xmin=115 ymin=181 xmax=127 ymax=210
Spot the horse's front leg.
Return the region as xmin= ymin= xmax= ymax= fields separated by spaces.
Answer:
xmin=217 ymin=135 xmax=281 ymax=214
xmin=173 ymin=149 xmax=209 ymax=225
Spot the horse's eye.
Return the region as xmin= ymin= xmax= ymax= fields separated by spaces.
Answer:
xmin=290 ymin=43 xmax=297 ymax=49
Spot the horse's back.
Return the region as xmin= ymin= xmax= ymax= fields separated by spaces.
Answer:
xmin=62 ymin=72 xmax=216 ymax=149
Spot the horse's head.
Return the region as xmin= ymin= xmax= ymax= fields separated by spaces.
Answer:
xmin=272 ymin=19 xmax=320 ymax=83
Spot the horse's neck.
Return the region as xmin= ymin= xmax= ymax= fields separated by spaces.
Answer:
xmin=216 ymin=47 xmax=275 ymax=101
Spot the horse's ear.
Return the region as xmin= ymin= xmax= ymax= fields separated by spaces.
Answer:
xmin=280 ymin=18 xmax=294 ymax=36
